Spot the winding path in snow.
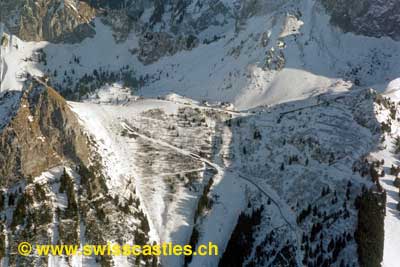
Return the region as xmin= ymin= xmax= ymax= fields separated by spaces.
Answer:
xmin=120 ymin=122 xmax=297 ymax=223
xmin=0 ymin=25 xmax=6 ymax=92
xmin=121 ymin=121 xmax=224 ymax=173
xmin=121 ymin=120 xmax=302 ymax=265
xmin=121 ymin=120 xmax=298 ymax=229
xmin=235 ymin=172 xmax=297 ymax=231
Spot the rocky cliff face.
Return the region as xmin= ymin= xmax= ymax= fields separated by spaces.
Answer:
xmin=0 ymin=0 xmax=235 ymax=61
xmin=3 ymin=0 xmax=400 ymax=45
xmin=3 ymin=0 xmax=399 ymax=66
xmin=0 ymin=78 xmax=90 ymax=187
xmin=0 ymin=79 xmax=155 ymax=267
xmin=0 ymin=0 xmax=96 ymax=43
xmin=320 ymin=0 xmax=400 ymax=40
xmin=0 ymin=1 xmax=399 ymax=266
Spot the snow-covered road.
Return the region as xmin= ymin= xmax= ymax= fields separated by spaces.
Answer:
xmin=121 ymin=121 xmax=296 ymax=227
xmin=121 ymin=119 xmax=303 ymax=266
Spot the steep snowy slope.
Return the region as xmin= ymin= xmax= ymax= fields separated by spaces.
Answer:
xmin=0 ymin=79 xmax=394 ymax=267
xmin=69 ymin=97 xmax=235 ymax=267
xmin=2 ymin=0 xmax=400 ymax=109
xmin=1 ymin=0 xmax=400 ymax=267
xmin=370 ymin=81 xmax=400 ymax=267
xmin=64 ymin=84 xmax=391 ymax=267
xmin=0 ymin=81 xmax=157 ymax=267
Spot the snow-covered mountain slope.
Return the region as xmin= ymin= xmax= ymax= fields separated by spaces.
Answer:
xmin=369 ymin=80 xmax=400 ymax=267
xmin=2 ymin=0 xmax=400 ymax=109
xmin=69 ymin=97 xmax=233 ymax=267
xmin=0 ymin=81 xmax=157 ymax=267
xmin=65 ymin=84 xmax=392 ymax=267
xmin=1 ymin=80 xmax=396 ymax=267
xmin=1 ymin=0 xmax=400 ymax=267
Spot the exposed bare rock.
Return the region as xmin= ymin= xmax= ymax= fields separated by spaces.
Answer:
xmin=138 ymin=32 xmax=198 ymax=64
xmin=0 ymin=79 xmax=90 ymax=186
xmin=0 ymin=0 xmax=96 ymax=43
xmin=320 ymin=0 xmax=400 ymax=40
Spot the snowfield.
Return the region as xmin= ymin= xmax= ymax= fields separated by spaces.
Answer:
xmin=1 ymin=0 xmax=400 ymax=266
xmin=70 ymin=98 xmax=240 ymax=267
xmin=1 ymin=0 xmax=400 ymax=109
xmin=66 ymin=83 xmax=397 ymax=266
xmin=69 ymin=94 xmax=307 ymax=266
xmin=373 ymin=86 xmax=400 ymax=267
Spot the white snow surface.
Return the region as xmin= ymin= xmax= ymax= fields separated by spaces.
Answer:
xmin=1 ymin=0 xmax=400 ymax=265
xmin=375 ymin=86 xmax=400 ymax=267
xmin=69 ymin=94 xmax=303 ymax=267
xmin=67 ymin=85 xmax=389 ymax=267
xmin=2 ymin=0 xmax=400 ymax=109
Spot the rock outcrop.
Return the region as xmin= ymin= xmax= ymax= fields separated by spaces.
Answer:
xmin=0 ymin=79 xmax=155 ymax=267
xmin=320 ymin=0 xmax=400 ymax=40
xmin=0 ymin=0 xmax=96 ymax=43
xmin=0 ymin=78 xmax=90 ymax=186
